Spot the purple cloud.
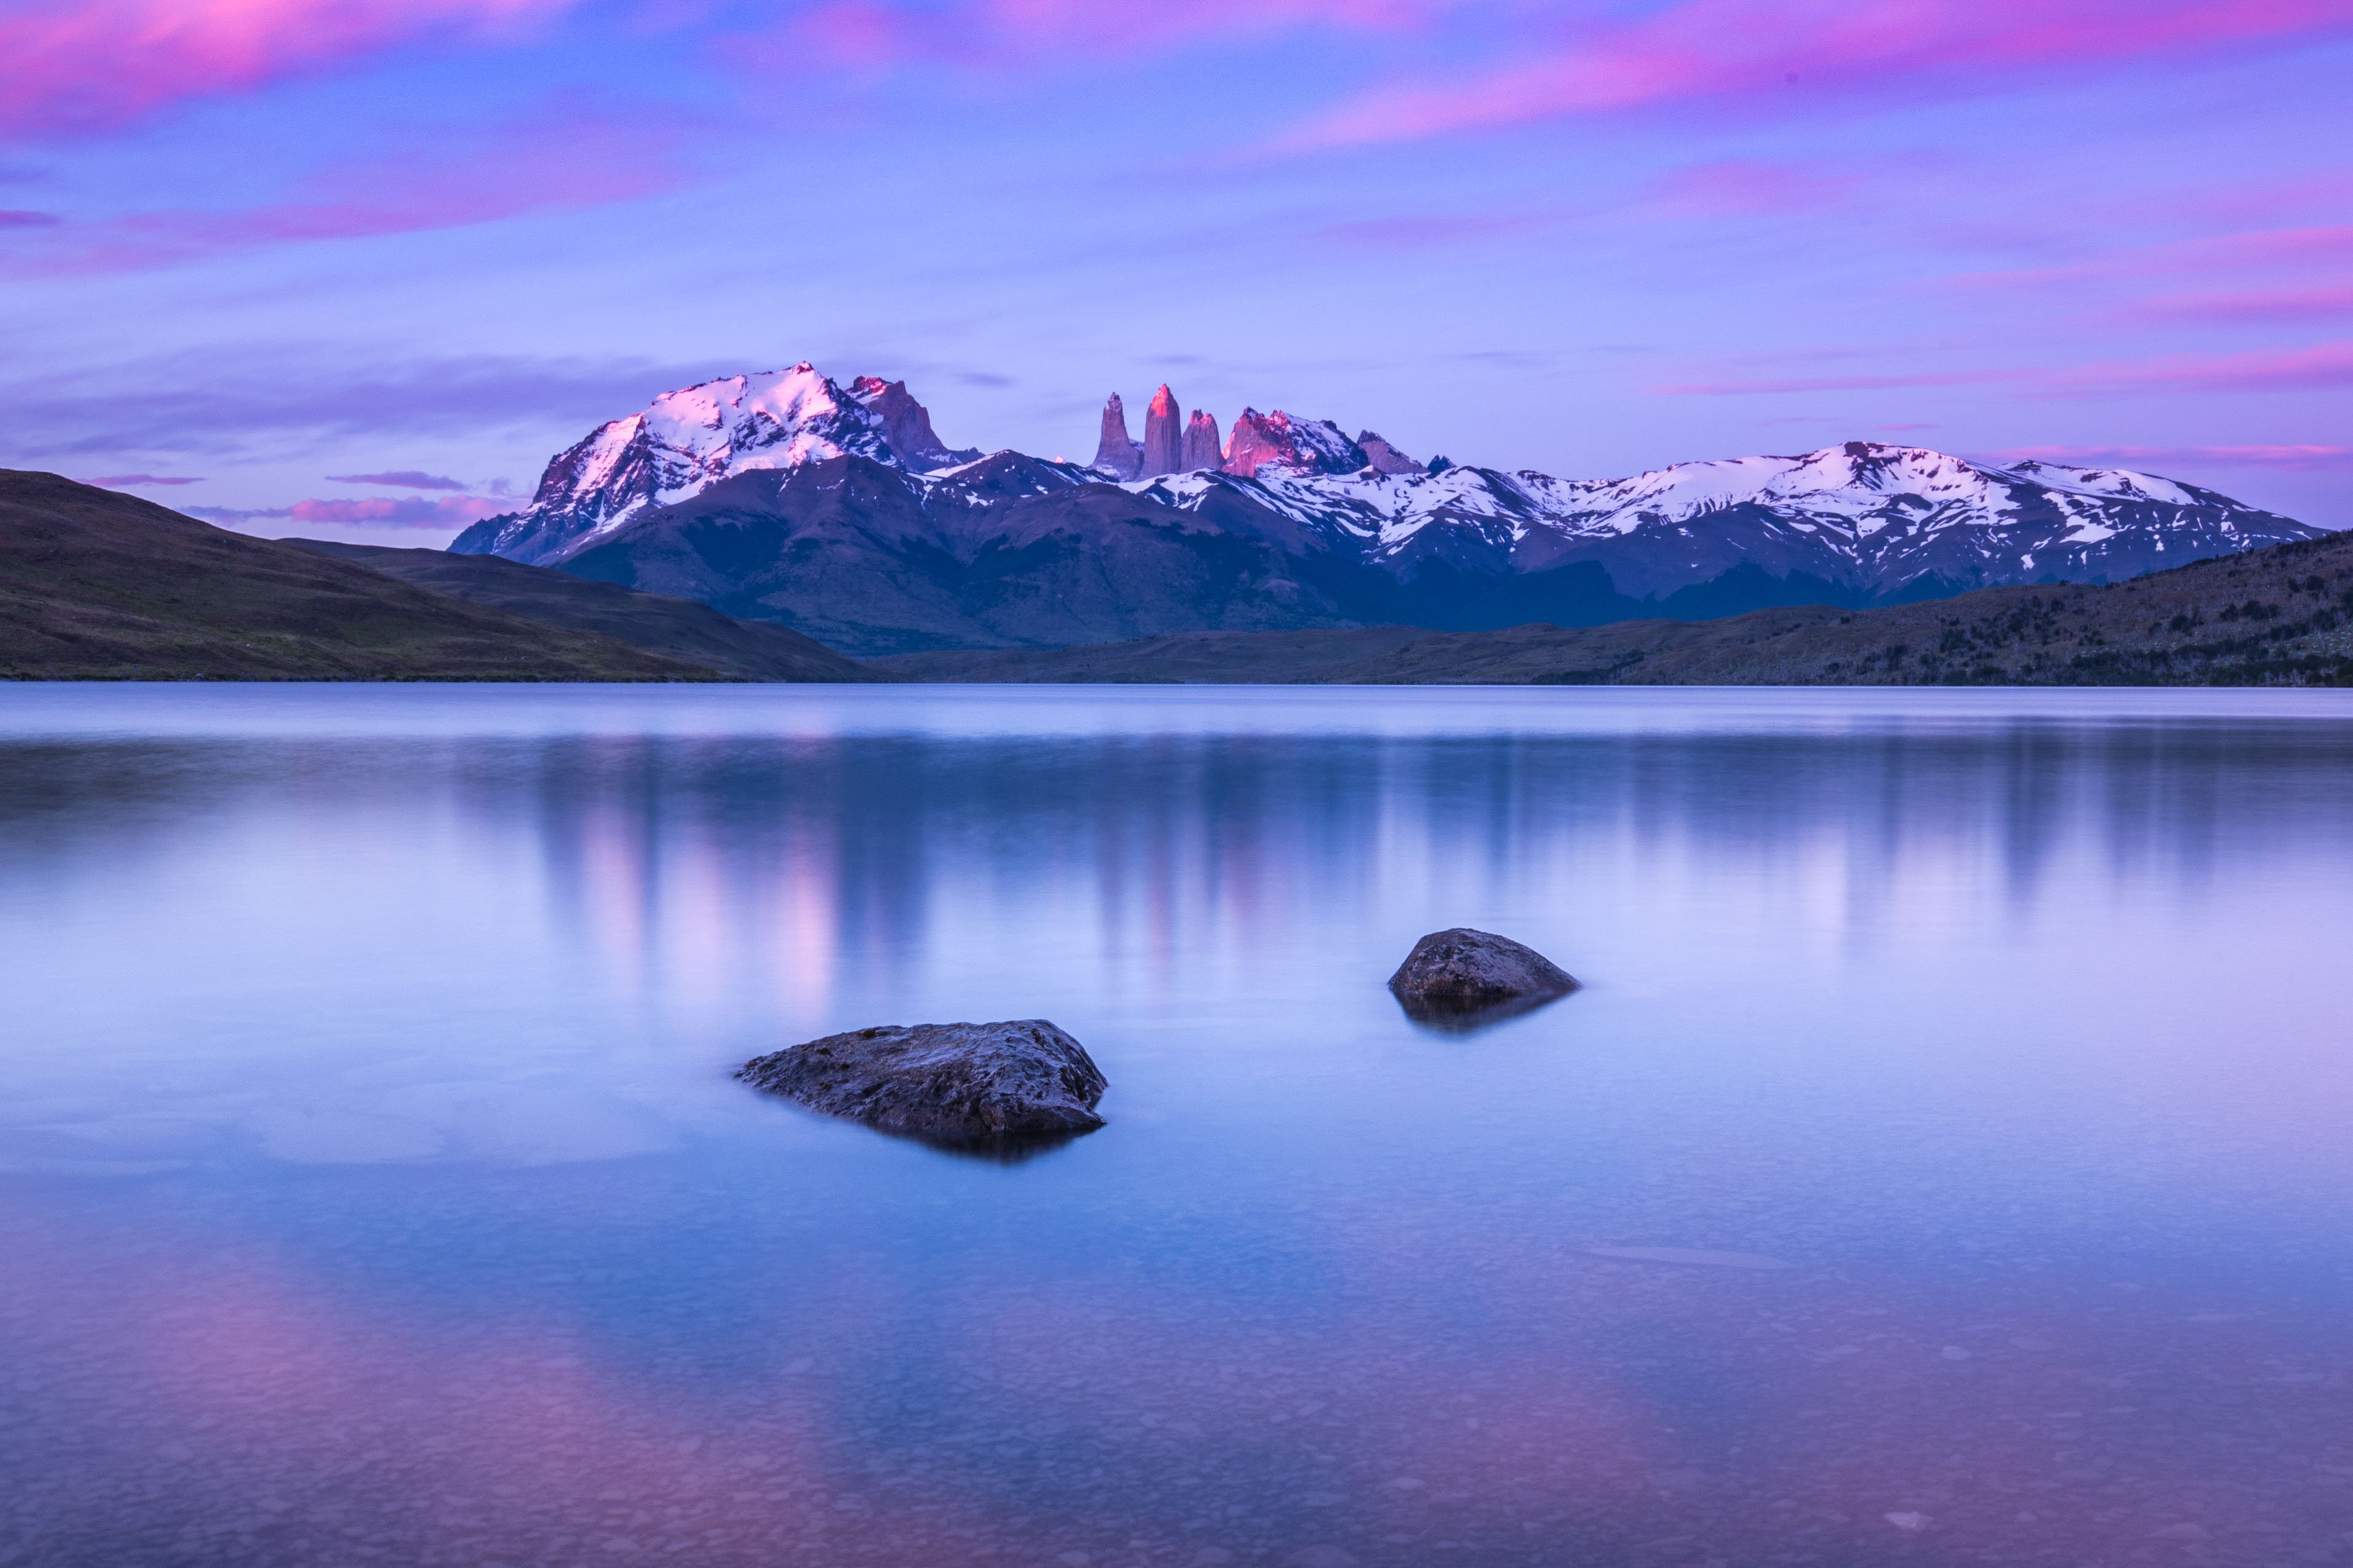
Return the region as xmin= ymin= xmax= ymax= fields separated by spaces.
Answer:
xmin=0 ymin=351 xmax=727 ymax=459
xmin=1656 ymin=341 xmax=2353 ymax=398
xmin=1989 ymin=444 xmax=2353 ymax=472
xmin=88 ymin=472 xmax=205 ymax=485
xmin=188 ymin=494 xmax=508 ymax=528
xmin=9 ymin=99 xmax=705 ymax=276
xmin=1284 ymin=0 xmax=2353 ymax=149
xmin=0 ymin=0 xmax=583 ymax=146
xmin=327 ymin=470 xmax=469 ymax=491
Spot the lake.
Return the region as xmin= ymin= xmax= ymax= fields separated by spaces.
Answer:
xmin=3 ymin=684 xmax=2351 ymax=1568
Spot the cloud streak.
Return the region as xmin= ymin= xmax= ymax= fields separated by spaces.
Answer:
xmin=189 ymin=494 xmax=508 ymax=528
xmin=1989 ymin=444 xmax=2353 ymax=473
xmin=0 ymin=349 xmax=724 ymax=461
xmin=10 ymin=99 xmax=701 ymax=275
xmin=1657 ymin=341 xmax=2353 ymax=397
xmin=1284 ymin=0 xmax=2353 ymax=148
xmin=327 ymin=470 xmax=471 ymax=491
xmin=761 ymin=0 xmax=1456 ymax=75
xmin=0 ymin=0 xmax=579 ymax=145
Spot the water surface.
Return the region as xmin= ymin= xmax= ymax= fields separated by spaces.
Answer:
xmin=4 ymin=684 xmax=2351 ymax=1567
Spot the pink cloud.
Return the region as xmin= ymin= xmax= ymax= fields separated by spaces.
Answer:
xmin=327 ymin=470 xmax=470 ymax=490
xmin=191 ymin=494 xmax=507 ymax=527
xmin=0 ymin=0 xmax=578 ymax=144
xmin=12 ymin=100 xmax=699 ymax=274
xmin=1643 ymin=158 xmax=1859 ymax=218
xmin=1949 ymin=225 xmax=2353 ymax=292
xmin=2131 ymin=284 xmax=2353 ymax=325
xmin=1656 ymin=367 xmax=2013 ymax=396
xmin=1656 ymin=340 xmax=2353 ymax=397
xmin=2060 ymin=341 xmax=2353 ymax=396
xmin=750 ymin=0 xmax=1454 ymax=75
xmin=1316 ymin=209 xmax=1573 ymax=249
xmin=1990 ymin=444 xmax=2353 ymax=472
xmin=1285 ymin=0 xmax=2353 ymax=148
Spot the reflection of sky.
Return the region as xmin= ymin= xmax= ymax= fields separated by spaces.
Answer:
xmin=2 ymin=687 xmax=2352 ymax=1565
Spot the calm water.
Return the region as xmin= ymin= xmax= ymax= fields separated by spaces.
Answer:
xmin=3 ymin=684 xmax=2351 ymax=1568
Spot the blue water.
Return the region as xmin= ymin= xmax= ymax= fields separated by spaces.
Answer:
xmin=2 ymin=684 xmax=2351 ymax=1568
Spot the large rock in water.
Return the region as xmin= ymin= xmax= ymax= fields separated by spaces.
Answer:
xmin=737 ymin=1020 xmax=1108 ymax=1141
xmin=1388 ymin=929 xmax=1578 ymax=1023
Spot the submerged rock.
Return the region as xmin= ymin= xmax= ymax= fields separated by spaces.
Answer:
xmin=1387 ymin=927 xmax=1578 ymax=1026
xmin=737 ymin=1020 xmax=1107 ymax=1143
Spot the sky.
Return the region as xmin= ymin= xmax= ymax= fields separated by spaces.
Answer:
xmin=2 ymin=0 xmax=2349 ymax=545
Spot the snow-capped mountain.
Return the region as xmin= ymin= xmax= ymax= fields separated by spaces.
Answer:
xmin=1149 ymin=440 xmax=2306 ymax=599
xmin=455 ymin=365 xmax=966 ymax=565
xmin=452 ymin=368 xmax=2322 ymax=654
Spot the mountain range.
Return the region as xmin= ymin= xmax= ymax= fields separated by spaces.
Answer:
xmin=9 ymin=468 xmax=2345 ymax=688
xmin=448 ymin=364 xmax=2324 ymax=657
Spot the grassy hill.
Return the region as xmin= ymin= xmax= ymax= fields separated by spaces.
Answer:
xmin=0 ymin=471 xmax=720 ymax=682
xmin=875 ymin=526 xmax=2353 ymax=686
xmin=289 ymin=541 xmax=879 ymax=682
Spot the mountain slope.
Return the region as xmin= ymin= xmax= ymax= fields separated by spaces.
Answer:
xmin=0 ymin=472 xmax=722 ymax=682
xmin=874 ymin=526 xmax=2353 ymax=687
xmin=289 ymin=541 xmax=879 ymax=681
xmin=450 ymin=366 xmax=2322 ymax=652
xmin=552 ymin=456 xmax=1377 ymax=656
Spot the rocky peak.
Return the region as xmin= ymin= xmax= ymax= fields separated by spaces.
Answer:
xmin=1357 ymin=431 xmax=1420 ymax=476
xmin=1142 ymin=384 xmax=1184 ymax=477
xmin=1182 ymin=410 xmax=1223 ymax=471
xmin=1222 ymin=409 xmax=1368 ymax=478
xmin=849 ymin=376 xmax=967 ymax=469
xmin=1092 ymin=393 xmax=1144 ymax=480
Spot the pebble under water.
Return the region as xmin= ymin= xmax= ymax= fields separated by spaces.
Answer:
xmin=1 ymin=684 xmax=2349 ymax=1568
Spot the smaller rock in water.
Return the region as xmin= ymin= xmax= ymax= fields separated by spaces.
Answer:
xmin=1387 ymin=927 xmax=1578 ymax=1027
xmin=737 ymin=1020 xmax=1107 ymax=1145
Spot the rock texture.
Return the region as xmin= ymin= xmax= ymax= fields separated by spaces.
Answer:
xmin=1358 ymin=431 xmax=1420 ymax=475
xmin=1142 ymin=384 xmax=1184 ymax=477
xmin=1183 ymin=410 xmax=1224 ymax=470
xmin=850 ymin=376 xmax=974 ymax=470
xmin=1388 ymin=928 xmax=1578 ymax=1016
xmin=1093 ymin=394 xmax=1145 ymax=480
xmin=1222 ymin=409 xmax=1368 ymax=478
xmin=737 ymin=1020 xmax=1108 ymax=1141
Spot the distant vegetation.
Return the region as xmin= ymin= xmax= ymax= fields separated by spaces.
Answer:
xmin=877 ymin=527 xmax=2353 ymax=687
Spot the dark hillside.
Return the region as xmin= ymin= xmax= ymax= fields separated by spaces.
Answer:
xmin=290 ymin=542 xmax=879 ymax=681
xmin=0 ymin=471 xmax=718 ymax=681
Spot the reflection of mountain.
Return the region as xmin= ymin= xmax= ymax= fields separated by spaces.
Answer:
xmin=472 ymin=714 xmax=2336 ymax=1030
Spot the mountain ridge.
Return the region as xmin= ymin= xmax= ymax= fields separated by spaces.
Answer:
xmin=449 ymin=367 xmax=2325 ymax=656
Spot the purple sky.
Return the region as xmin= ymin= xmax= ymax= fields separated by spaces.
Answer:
xmin=3 ymin=0 xmax=2349 ymax=544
